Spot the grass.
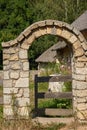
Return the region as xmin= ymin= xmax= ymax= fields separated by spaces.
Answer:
xmin=30 ymin=81 xmax=72 ymax=110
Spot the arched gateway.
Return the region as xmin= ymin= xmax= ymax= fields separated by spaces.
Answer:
xmin=2 ymin=20 xmax=87 ymax=121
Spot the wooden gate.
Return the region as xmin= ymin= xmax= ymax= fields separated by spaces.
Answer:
xmin=34 ymin=74 xmax=73 ymax=117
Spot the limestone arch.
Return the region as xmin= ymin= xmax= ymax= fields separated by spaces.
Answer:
xmin=2 ymin=20 xmax=87 ymax=121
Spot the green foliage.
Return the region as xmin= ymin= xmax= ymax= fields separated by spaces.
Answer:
xmin=38 ymin=99 xmax=72 ymax=109
xmin=0 ymin=0 xmax=87 ymax=69
xmin=29 ymin=35 xmax=58 ymax=69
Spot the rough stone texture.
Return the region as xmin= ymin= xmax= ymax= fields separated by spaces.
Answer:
xmin=73 ymin=40 xmax=81 ymax=50
xmin=23 ymin=62 xmax=29 ymax=71
xmin=3 ymin=80 xmax=12 ymax=88
xmin=61 ymin=29 xmax=72 ymax=40
xmin=20 ymin=71 xmax=29 ymax=78
xmin=3 ymin=71 xmax=9 ymax=79
xmin=4 ymin=95 xmax=12 ymax=105
xmin=69 ymin=35 xmax=77 ymax=43
xmin=2 ymin=20 xmax=87 ymax=121
xmin=3 ymin=60 xmax=9 ymax=65
xmin=11 ymin=62 xmax=21 ymax=70
xmin=10 ymin=54 xmax=19 ymax=61
xmin=19 ymin=49 xmax=27 ymax=59
xmin=10 ymin=71 xmax=19 ymax=79
xmin=23 ymin=88 xmax=29 ymax=98
xmin=4 ymin=106 xmax=13 ymax=117
xmin=15 ymin=78 xmax=29 ymax=87
xmin=3 ymin=87 xmax=18 ymax=94
xmin=3 ymin=54 xmax=10 ymax=60
xmin=72 ymin=74 xmax=86 ymax=81
xmin=21 ymin=40 xmax=29 ymax=49
xmin=75 ymin=67 xmax=87 ymax=75
xmin=74 ymin=47 xmax=84 ymax=57
xmin=27 ymin=34 xmax=35 ymax=44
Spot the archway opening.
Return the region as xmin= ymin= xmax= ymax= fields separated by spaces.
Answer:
xmin=28 ymin=34 xmax=73 ymax=117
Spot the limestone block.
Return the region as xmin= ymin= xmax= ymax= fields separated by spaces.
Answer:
xmin=73 ymin=40 xmax=81 ymax=50
xmin=21 ymin=40 xmax=29 ymax=49
xmin=47 ymin=27 xmax=52 ymax=34
xmin=74 ymin=47 xmax=84 ymax=57
xmin=3 ymin=80 xmax=12 ymax=88
xmin=15 ymin=78 xmax=29 ymax=87
xmin=77 ymin=111 xmax=86 ymax=120
xmin=76 ymin=90 xmax=87 ymax=97
xmin=17 ymin=33 xmax=24 ymax=42
xmin=23 ymin=88 xmax=29 ymax=98
xmin=11 ymin=62 xmax=21 ymax=70
xmin=9 ymin=48 xmax=17 ymax=54
xmin=23 ymin=62 xmax=29 ymax=71
xmin=54 ymin=21 xmax=63 ymax=27
xmin=3 ymin=65 xmax=10 ymax=70
xmin=39 ymin=28 xmax=47 ymax=35
xmin=38 ymin=21 xmax=45 ymax=27
xmin=56 ymin=28 xmax=62 ymax=36
xmin=16 ymin=97 xmax=30 ymax=107
xmin=76 ymin=81 xmax=87 ymax=89
xmin=77 ymin=97 xmax=86 ymax=103
xmin=73 ymin=27 xmax=80 ymax=35
xmin=20 ymin=71 xmax=29 ymax=78
xmin=4 ymin=71 xmax=9 ymax=79
xmin=18 ymin=106 xmax=30 ymax=116
xmin=23 ymin=28 xmax=31 ymax=37
xmin=81 ymin=42 xmax=87 ymax=51
xmin=4 ymin=95 xmax=12 ymax=105
xmin=69 ymin=35 xmax=77 ymax=44
xmin=46 ymin=20 xmax=54 ymax=25
xmin=4 ymin=106 xmax=13 ymax=117
xmin=51 ymin=27 xmax=57 ymax=35
xmin=78 ymin=34 xmax=84 ymax=42
xmin=19 ymin=49 xmax=27 ymax=59
xmin=9 ymin=39 xmax=18 ymax=46
xmin=72 ymin=80 xmax=77 ymax=89
xmin=3 ymin=87 xmax=18 ymax=94
xmin=33 ymin=29 xmax=41 ymax=38
xmin=3 ymin=48 xmax=18 ymax=54
xmin=3 ymin=49 xmax=11 ymax=54
xmin=16 ymin=88 xmax=24 ymax=97
xmin=77 ymin=55 xmax=87 ymax=62
xmin=3 ymin=60 xmax=9 ymax=65
xmin=10 ymin=54 xmax=19 ymax=61
xmin=3 ymin=54 xmax=10 ymax=60
xmin=72 ymin=74 xmax=86 ymax=81
xmin=61 ymin=29 xmax=71 ymax=40
xmin=27 ymin=34 xmax=35 ymax=44
xmin=75 ymin=67 xmax=87 ymax=75
xmin=75 ymin=62 xmax=85 ymax=68
xmin=10 ymin=71 xmax=19 ymax=79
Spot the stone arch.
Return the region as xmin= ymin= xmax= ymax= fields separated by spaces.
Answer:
xmin=2 ymin=20 xmax=87 ymax=121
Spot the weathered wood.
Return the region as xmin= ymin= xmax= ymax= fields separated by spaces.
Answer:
xmin=35 ymin=74 xmax=72 ymax=83
xmin=37 ymin=92 xmax=72 ymax=99
xmin=36 ymin=108 xmax=73 ymax=116
xmin=35 ymin=75 xmax=38 ymax=109
xmin=34 ymin=74 xmax=73 ymax=117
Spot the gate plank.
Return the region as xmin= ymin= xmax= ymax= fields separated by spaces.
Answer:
xmin=36 ymin=108 xmax=73 ymax=116
xmin=37 ymin=92 xmax=72 ymax=99
xmin=36 ymin=75 xmax=72 ymax=82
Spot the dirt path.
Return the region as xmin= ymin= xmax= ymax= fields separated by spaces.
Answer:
xmin=33 ymin=117 xmax=74 ymax=125
xmin=33 ymin=117 xmax=87 ymax=130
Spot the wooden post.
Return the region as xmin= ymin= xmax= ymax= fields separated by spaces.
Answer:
xmin=34 ymin=74 xmax=38 ymax=113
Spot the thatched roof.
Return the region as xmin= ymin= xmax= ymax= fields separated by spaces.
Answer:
xmin=71 ymin=10 xmax=87 ymax=31
xmin=35 ymin=41 xmax=66 ymax=63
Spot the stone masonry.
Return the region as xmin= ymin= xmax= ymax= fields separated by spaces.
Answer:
xmin=2 ymin=20 xmax=87 ymax=121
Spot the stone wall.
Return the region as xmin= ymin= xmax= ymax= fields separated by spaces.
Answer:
xmin=2 ymin=20 xmax=87 ymax=121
